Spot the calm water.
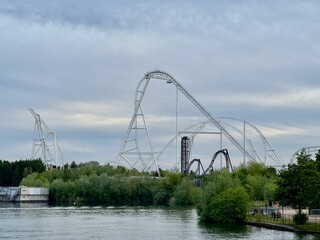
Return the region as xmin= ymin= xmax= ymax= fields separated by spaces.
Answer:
xmin=0 ymin=203 xmax=319 ymax=240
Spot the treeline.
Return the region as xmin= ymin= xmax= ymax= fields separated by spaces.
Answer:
xmin=21 ymin=161 xmax=202 ymax=206
xmin=197 ymin=161 xmax=277 ymax=223
xmin=0 ymin=159 xmax=45 ymax=186
xmin=20 ymin=160 xmax=276 ymax=211
xmin=18 ymin=151 xmax=320 ymax=225
xmin=276 ymin=151 xmax=320 ymax=224
xmin=197 ymin=151 xmax=320 ymax=224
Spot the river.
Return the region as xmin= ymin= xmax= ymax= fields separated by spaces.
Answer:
xmin=0 ymin=203 xmax=318 ymax=240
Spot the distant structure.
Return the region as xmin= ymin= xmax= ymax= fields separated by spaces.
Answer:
xmin=180 ymin=136 xmax=233 ymax=175
xmin=29 ymin=108 xmax=64 ymax=168
xmin=181 ymin=136 xmax=190 ymax=174
xmin=186 ymin=149 xmax=233 ymax=176
xmin=0 ymin=186 xmax=49 ymax=202
xmin=116 ymin=70 xmax=284 ymax=175
xmin=291 ymin=146 xmax=320 ymax=163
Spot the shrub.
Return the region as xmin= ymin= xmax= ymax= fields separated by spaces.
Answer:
xmin=293 ymin=213 xmax=308 ymax=225
xmin=207 ymin=186 xmax=250 ymax=223
xmin=174 ymin=178 xmax=194 ymax=205
xmin=197 ymin=171 xmax=250 ymax=222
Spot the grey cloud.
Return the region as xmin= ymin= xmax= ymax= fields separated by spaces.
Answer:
xmin=0 ymin=0 xmax=319 ymax=167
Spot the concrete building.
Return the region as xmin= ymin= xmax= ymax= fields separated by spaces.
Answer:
xmin=0 ymin=187 xmax=49 ymax=202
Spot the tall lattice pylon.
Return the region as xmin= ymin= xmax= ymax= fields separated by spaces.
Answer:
xmin=29 ymin=108 xmax=64 ymax=168
xmin=116 ymin=74 xmax=160 ymax=175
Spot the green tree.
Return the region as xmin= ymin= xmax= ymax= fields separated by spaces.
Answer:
xmin=21 ymin=173 xmax=50 ymax=187
xmin=262 ymin=178 xmax=277 ymax=201
xmin=153 ymin=188 xmax=171 ymax=205
xmin=70 ymin=161 xmax=77 ymax=169
xmin=208 ymin=186 xmax=250 ymax=223
xmin=0 ymin=160 xmax=12 ymax=186
xmin=234 ymin=161 xmax=277 ymax=202
xmin=276 ymin=151 xmax=320 ymax=222
xmin=197 ymin=170 xmax=243 ymax=222
xmin=174 ymin=178 xmax=198 ymax=205
xmin=0 ymin=159 xmax=45 ymax=186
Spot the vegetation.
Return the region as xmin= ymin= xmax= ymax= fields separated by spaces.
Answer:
xmin=20 ymin=161 xmax=201 ymax=206
xmin=292 ymin=213 xmax=308 ymax=225
xmin=276 ymin=150 xmax=320 ymax=224
xmin=197 ymin=170 xmax=250 ymax=223
xmin=13 ymin=160 xmax=278 ymax=223
xmin=3 ymin=152 xmax=320 ymax=228
xmin=234 ymin=161 xmax=278 ymax=202
xmin=0 ymin=159 xmax=45 ymax=186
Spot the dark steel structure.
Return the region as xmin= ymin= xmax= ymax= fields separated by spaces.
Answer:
xmin=186 ymin=149 xmax=233 ymax=176
xmin=181 ymin=136 xmax=190 ymax=174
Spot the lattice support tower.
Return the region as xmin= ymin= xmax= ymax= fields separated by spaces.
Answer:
xmin=116 ymin=70 xmax=284 ymax=174
xmin=29 ymin=108 xmax=64 ymax=168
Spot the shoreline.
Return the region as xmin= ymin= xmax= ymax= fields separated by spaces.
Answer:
xmin=244 ymin=220 xmax=320 ymax=235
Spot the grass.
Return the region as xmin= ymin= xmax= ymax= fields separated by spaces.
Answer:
xmin=247 ymin=214 xmax=320 ymax=232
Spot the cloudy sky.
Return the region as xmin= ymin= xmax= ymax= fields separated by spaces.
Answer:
xmin=0 ymin=0 xmax=319 ymax=170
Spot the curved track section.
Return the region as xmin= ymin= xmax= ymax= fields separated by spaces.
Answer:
xmin=186 ymin=159 xmax=205 ymax=176
xmin=291 ymin=146 xmax=320 ymax=163
xmin=116 ymin=70 xmax=284 ymax=174
xmin=187 ymin=149 xmax=233 ymax=176
xmin=183 ymin=118 xmax=284 ymax=166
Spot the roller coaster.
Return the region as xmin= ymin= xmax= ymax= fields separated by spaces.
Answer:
xmin=291 ymin=146 xmax=320 ymax=163
xmin=187 ymin=150 xmax=233 ymax=175
xmin=116 ymin=70 xmax=285 ymax=175
xmin=181 ymin=136 xmax=232 ymax=176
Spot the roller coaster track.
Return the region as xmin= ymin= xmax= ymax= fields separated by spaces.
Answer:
xmin=187 ymin=149 xmax=233 ymax=176
xmin=291 ymin=146 xmax=320 ymax=163
xmin=116 ymin=70 xmax=284 ymax=174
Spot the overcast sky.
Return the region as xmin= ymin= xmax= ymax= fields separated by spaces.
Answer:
xmin=0 ymin=0 xmax=319 ymax=170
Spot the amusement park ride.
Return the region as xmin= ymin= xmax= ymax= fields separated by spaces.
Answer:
xmin=181 ymin=136 xmax=233 ymax=175
xmin=27 ymin=70 xmax=318 ymax=172
xmin=29 ymin=108 xmax=64 ymax=168
xmin=116 ymin=70 xmax=286 ymax=176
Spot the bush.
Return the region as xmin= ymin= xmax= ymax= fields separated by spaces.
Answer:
xmin=174 ymin=178 xmax=196 ymax=205
xmin=207 ymin=186 xmax=250 ymax=223
xmin=153 ymin=188 xmax=170 ymax=205
xmin=197 ymin=171 xmax=252 ymax=223
xmin=293 ymin=213 xmax=308 ymax=225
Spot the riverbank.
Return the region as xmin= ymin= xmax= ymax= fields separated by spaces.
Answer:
xmin=244 ymin=220 xmax=320 ymax=234
xmin=0 ymin=205 xmax=306 ymax=240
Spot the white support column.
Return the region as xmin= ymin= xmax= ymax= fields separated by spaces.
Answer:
xmin=176 ymin=85 xmax=179 ymax=169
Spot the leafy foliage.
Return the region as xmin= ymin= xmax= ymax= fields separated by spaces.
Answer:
xmin=293 ymin=213 xmax=308 ymax=225
xmin=174 ymin=178 xmax=202 ymax=205
xmin=20 ymin=163 xmax=201 ymax=206
xmin=208 ymin=186 xmax=250 ymax=223
xmin=0 ymin=159 xmax=45 ymax=186
xmin=276 ymin=151 xmax=320 ymax=217
xmin=197 ymin=170 xmax=247 ymax=222
xmin=234 ymin=162 xmax=277 ymax=202
xmin=198 ymin=162 xmax=279 ymax=223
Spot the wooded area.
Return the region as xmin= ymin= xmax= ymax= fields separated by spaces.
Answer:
xmin=2 ymin=150 xmax=320 ymax=225
xmin=0 ymin=159 xmax=45 ymax=186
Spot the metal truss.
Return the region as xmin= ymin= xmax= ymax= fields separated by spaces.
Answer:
xmin=187 ymin=149 xmax=233 ymax=176
xmin=291 ymin=146 xmax=320 ymax=163
xmin=116 ymin=70 xmax=284 ymax=174
xmin=29 ymin=108 xmax=64 ymax=168
xmin=182 ymin=118 xmax=284 ymax=167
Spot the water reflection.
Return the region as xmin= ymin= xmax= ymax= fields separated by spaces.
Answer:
xmin=199 ymin=221 xmax=249 ymax=238
xmin=0 ymin=205 xmax=319 ymax=240
xmin=198 ymin=221 xmax=320 ymax=240
xmin=0 ymin=201 xmax=48 ymax=208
